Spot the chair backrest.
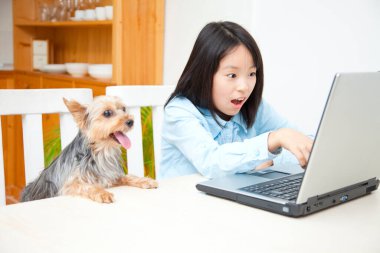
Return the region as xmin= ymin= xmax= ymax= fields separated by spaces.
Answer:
xmin=106 ymin=85 xmax=175 ymax=178
xmin=0 ymin=88 xmax=93 ymax=205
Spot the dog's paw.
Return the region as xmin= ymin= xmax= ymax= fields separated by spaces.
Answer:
xmin=139 ymin=177 xmax=159 ymax=189
xmin=90 ymin=190 xmax=114 ymax=203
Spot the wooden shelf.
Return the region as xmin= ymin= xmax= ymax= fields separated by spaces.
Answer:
xmin=15 ymin=20 xmax=112 ymax=27
xmin=18 ymin=70 xmax=115 ymax=85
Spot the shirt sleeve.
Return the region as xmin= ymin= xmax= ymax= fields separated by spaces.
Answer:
xmin=163 ymin=99 xmax=281 ymax=178
xmin=254 ymin=99 xmax=296 ymax=134
xmin=255 ymin=100 xmax=308 ymax=166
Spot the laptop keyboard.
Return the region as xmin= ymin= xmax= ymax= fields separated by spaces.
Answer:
xmin=239 ymin=174 xmax=304 ymax=201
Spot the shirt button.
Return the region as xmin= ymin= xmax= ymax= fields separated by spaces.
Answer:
xmin=255 ymin=150 xmax=260 ymax=157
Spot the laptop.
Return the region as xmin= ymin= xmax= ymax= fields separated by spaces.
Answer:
xmin=196 ymin=72 xmax=380 ymax=217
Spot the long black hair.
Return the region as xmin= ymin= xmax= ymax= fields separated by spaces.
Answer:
xmin=166 ymin=21 xmax=264 ymax=128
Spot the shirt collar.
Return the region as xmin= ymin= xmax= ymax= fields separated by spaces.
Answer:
xmin=197 ymin=107 xmax=248 ymax=138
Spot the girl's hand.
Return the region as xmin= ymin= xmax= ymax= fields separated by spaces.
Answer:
xmin=268 ymin=128 xmax=313 ymax=167
xmin=256 ymin=160 xmax=274 ymax=171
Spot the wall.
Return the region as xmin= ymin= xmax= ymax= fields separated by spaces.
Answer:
xmin=164 ymin=0 xmax=380 ymax=134
xmin=252 ymin=0 xmax=380 ymax=133
xmin=0 ymin=0 xmax=13 ymax=66
xmin=163 ymin=0 xmax=253 ymax=86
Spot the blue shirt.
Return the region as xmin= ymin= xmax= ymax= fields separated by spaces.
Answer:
xmin=158 ymin=96 xmax=298 ymax=179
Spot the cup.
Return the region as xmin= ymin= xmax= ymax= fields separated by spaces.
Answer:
xmin=105 ymin=6 xmax=113 ymax=20
xmin=95 ymin=7 xmax=106 ymax=20
xmin=84 ymin=9 xmax=96 ymax=20
xmin=74 ymin=10 xmax=85 ymax=20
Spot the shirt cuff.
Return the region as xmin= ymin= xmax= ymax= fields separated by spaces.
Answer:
xmin=245 ymin=132 xmax=282 ymax=160
xmin=266 ymin=131 xmax=283 ymax=159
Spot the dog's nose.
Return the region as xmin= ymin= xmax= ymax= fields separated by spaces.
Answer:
xmin=126 ymin=119 xmax=134 ymax=128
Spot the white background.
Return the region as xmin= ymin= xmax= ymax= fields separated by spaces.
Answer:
xmin=164 ymin=0 xmax=380 ymax=134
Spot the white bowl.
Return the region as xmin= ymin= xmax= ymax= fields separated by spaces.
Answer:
xmin=88 ymin=64 xmax=112 ymax=80
xmin=105 ymin=6 xmax=113 ymax=20
xmin=41 ymin=64 xmax=66 ymax=74
xmin=65 ymin=63 xmax=88 ymax=77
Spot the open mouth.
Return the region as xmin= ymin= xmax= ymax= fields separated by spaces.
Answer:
xmin=231 ymin=97 xmax=245 ymax=105
xmin=110 ymin=131 xmax=131 ymax=149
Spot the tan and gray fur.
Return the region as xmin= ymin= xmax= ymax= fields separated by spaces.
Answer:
xmin=21 ymin=96 xmax=157 ymax=203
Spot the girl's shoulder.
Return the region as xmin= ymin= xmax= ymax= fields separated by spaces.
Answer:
xmin=166 ymin=96 xmax=194 ymax=108
xmin=165 ymin=96 xmax=204 ymax=118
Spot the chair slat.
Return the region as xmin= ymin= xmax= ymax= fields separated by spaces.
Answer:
xmin=106 ymin=85 xmax=174 ymax=107
xmin=59 ymin=112 xmax=78 ymax=150
xmin=152 ymin=106 xmax=164 ymax=176
xmin=22 ymin=114 xmax=45 ymax=184
xmin=0 ymin=118 xmax=5 ymax=205
xmin=0 ymin=89 xmax=93 ymax=115
xmin=127 ymin=107 xmax=145 ymax=177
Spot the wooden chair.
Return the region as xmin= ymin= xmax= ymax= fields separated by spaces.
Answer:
xmin=106 ymin=85 xmax=175 ymax=178
xmin=0 ymin=89 xmax=93 ymax=205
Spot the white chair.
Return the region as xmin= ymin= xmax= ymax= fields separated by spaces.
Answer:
xmin=0 ymin=88 xmax=93 ymax=205
xmin=106 ymin=85 xmax=175 ymax=178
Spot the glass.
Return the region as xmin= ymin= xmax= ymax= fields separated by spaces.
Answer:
xmin=39 ymin=3 xmax=50 ymax=21
xmin=77 ymin=0 xmax=88 ymax=10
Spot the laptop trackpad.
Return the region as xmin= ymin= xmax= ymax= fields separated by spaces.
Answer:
xmin=248 ymin=170 xmax=290 ymax=179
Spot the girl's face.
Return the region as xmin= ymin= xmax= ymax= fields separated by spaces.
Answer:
xmin=212 ymin=44 xmax=256 ymax=119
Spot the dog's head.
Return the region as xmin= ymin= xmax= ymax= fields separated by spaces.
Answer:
xmin=63 ymin=96 xmax=134 ymax=150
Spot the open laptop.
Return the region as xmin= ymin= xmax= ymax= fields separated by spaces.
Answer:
xmin=196 ymin=72 xmax=380 ymax=217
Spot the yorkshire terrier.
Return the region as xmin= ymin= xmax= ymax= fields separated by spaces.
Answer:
xmin=21 ymin=95 xmax=158 ymax=203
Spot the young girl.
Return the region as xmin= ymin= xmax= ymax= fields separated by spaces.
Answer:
xmin=159 ymin=21 xmax=313 ymax=179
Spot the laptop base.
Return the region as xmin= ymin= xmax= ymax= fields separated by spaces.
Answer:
xmin=197 ymin=178 xmax=379 ymax=217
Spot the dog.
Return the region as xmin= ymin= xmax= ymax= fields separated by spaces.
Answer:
xmin=20 ymin=95 xmax=158 ymax=203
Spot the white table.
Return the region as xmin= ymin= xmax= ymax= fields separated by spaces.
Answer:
xmin=0 ymin=174 xmax=379 ymax=253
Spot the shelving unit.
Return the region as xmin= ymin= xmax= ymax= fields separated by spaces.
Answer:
xmin=14 ymin=20 xmax=113 ymax=27
xmin=13 ymin=0 xmax=164 ymax=85
xmin=3 ymin=0 xmax=165 ymax=204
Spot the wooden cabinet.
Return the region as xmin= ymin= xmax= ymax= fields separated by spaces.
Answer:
xmin=13 ymin=0 xmax=164 ymax=85
xmin=2 ymin=0 xmax=165 ymax=204
xmin=0 ymin=71 xmax=15 ymax=88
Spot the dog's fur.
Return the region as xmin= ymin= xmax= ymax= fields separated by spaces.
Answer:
xmin=20 ymin=95 xmax=158 ymax=203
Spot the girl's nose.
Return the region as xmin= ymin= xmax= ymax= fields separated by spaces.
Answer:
xmin=237 ymin=78 xmax=250 ymax=91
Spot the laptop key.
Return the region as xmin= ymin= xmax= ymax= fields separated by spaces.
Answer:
xmin=239 ymin=174 xmax=304 ymax=200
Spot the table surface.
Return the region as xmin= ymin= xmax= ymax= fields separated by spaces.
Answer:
xmin=1 ymin=174 xmax=379 ymax=253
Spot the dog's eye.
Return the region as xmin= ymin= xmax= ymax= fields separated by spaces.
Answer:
xmin=103 ymin=110 xmax=113 ymax=118
xmin=122 ymin=107 xmax=126 ymax=112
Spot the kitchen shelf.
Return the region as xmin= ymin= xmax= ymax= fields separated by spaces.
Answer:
xmin=25 ymin=70 xmax=115 ymax=84
xmin=15 ymin=20 xmax=112 ymax=27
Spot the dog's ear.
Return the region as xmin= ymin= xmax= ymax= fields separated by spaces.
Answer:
xmin=63 ymin=98 xmax=88 ymax=129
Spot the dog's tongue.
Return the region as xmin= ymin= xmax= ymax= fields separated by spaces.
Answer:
xmin=114 ymin=131 xmax=131 ymax=149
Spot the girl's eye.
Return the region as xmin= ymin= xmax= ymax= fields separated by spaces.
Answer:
xmin=227 ymin=73 xmax=237 ymax=78
xmin=122 ymin=106 xmax=126 ymax=112
xmin=249 ymin=72 xmax=256 ymax=77
xmin=103 ymin=110 xmax=113 ymax=118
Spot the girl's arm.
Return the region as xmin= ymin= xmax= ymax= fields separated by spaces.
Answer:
xmin=163 ymin=99 xmax=280 ymax=178
xmin=254 ymin=100 xmax=313 ymax=167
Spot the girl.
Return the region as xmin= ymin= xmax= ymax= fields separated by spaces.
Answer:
xmin=159 ymin=21 xmax=313 ymax=179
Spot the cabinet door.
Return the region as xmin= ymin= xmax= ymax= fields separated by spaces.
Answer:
xmin=14 ymin=73 xmax=41 ymax=89
xmin=75 ymin=81 xmax=106 ymax=96
xmin=2 ymin=112 xmax=26 ymax=204
xmin=0 ymin=72 xmax=14 ymax=88
xmin=42 ymin=76 xmax=74 ymax=88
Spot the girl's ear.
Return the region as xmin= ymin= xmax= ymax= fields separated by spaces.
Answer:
xmin=63 ymin=98 xmax=88 ymax=129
